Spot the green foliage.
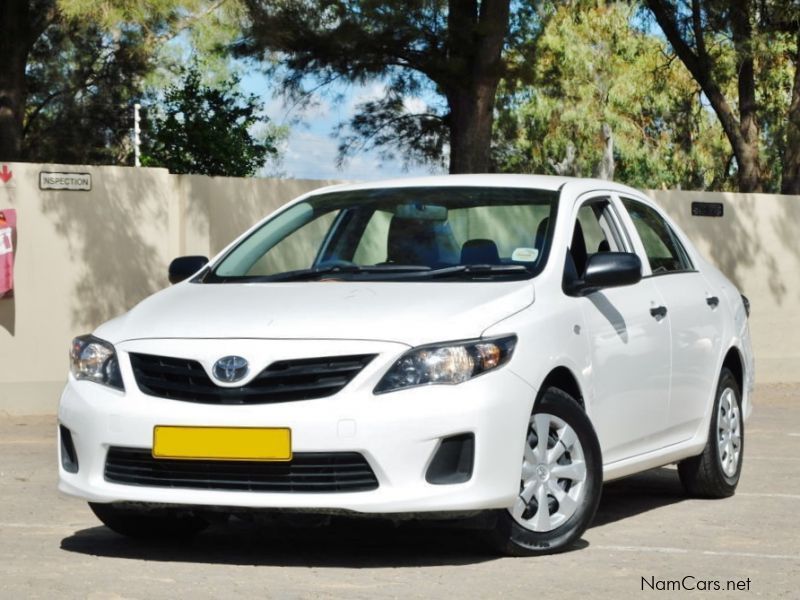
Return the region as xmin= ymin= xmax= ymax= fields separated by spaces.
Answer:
xmin=643 ymin=0 xmax=800 ymax=192
xmin=55 ymin=0 xmax=243 ymax=82
xmin=493 ymin=3 xmax=732 ymax=190
xmin=749 ymin=24 xmax=797 ymax=192
xmin=23 ymin=19 xmax=152 ymax=164
xmin=14 ymin=0 xmax=247 ymax=165
xmin=142 ymin=67 xmax=282 ymax=176
xmin=59 ymin=0 xmax=218 ymax=27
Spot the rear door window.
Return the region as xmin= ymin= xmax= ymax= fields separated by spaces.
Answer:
xmin=621 ymin=198 xmax=693 ymax=274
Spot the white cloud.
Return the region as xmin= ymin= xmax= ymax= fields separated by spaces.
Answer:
xmin=281 ymin=130 xmax=437 ymax=181
xmin=403 ymin=96 xmax=428 ymax=114
xmin=346 ymin=82 xmax=388 ymax=111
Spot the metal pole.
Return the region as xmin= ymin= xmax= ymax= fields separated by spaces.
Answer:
xmin=133 ymin=103 xmax=141 ymax=167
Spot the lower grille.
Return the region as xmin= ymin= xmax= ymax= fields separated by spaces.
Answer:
xmin=104 ymin=447 xmax=379 ymax=493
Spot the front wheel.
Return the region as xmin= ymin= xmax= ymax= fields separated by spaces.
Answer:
xmin=678 ymin=367 xmax=744 ymax=498
xmin=89 ymin=502 xmax=209 ymax=540
xmin=487 ymin=387 xmax=603 ymax=556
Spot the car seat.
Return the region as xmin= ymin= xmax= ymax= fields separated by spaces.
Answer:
xmin=533 ymin=217 xmax=549 ymax=254
xmin=460 ymin=239 xmax=501 ymax=265
xmin=386 ymin=217 xmax=440 ymax=267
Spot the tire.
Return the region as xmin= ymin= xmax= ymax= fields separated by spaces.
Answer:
xmin=89 ymin=502 xmax=209 ymax=540
xmin=486 ymin=387 xmax=603 ymax=556
xmin=678 ymin=367 xmax=744 ymax=498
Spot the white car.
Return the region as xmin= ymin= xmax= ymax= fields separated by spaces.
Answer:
xmin=58 ymin=175 xmax=754 ymax=555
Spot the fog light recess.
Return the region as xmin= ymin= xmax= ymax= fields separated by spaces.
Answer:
xmin=425 ymin=433 xmax=474 ymax=485
xmin=59 ymin=425 xmax=79 ymax=474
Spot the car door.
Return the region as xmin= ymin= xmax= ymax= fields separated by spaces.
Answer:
xmin=618 ymin=196 xmax=723 ymax=444
xmin=571 ymin=195 xmax=672 ymax=464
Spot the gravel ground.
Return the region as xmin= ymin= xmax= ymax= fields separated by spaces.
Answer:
xmin=0 ymin=383 xmax=798 ymax=599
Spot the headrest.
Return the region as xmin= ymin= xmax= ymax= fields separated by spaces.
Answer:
xmin=386 ymin=216 xmax=440 ymax=266
xmin=534 ymin=217 xmax=550 ymax=251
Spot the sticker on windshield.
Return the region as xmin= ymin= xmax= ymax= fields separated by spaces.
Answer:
xmin=512 ymin=247 xmax=539 ymax=262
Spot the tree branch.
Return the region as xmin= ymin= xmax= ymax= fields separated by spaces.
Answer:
xmin=146 ymin=0 xmax=231 ymax=47
xmin=646 ymin=0 xmax=747 ymax=163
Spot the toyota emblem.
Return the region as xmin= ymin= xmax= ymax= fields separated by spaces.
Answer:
xmin=213 ymin=355 xmax=249 ymax=383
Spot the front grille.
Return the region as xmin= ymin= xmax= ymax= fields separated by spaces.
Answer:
xmin=105 ymin=447 xmax=379 ymax=493
xmin=128 ymin=353 xmax=375 ymax=405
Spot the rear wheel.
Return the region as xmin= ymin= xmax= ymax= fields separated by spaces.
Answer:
xmin=678 ymin=367 xmax=744 ymax=498
xmin=487 ymin=387 xmax=602 ymax=555
xmin=89 ymin=502 xmax=209 ymax=540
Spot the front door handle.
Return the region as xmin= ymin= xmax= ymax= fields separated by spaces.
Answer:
xmin=650 ymin=305 xmax=668 ymax=319
xmin=706 ymin=296 xmax=719 ymax=308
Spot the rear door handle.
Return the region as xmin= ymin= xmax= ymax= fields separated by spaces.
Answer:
xmin=706 ymin=296 xmax=719 ymax=308
xmin=650 ymin=305 xmax=668 ymax=319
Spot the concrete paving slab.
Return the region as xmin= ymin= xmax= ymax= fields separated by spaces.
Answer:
xmin=0 ymin=384 xmax=797 ymax=599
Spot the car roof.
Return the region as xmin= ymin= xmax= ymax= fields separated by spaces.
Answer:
xmin=304 ymin=174 xmax=648 ymax=199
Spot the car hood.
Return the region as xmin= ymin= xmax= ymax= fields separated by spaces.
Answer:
xmin=95 ymin=280 xmax=534 ymax=347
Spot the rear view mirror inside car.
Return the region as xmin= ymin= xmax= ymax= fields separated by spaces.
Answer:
xmin=395 ymin=203 xmax=448 ymax=221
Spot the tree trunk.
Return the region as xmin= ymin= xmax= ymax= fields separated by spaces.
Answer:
xmin=0 ymin=1 xmax=34 ymax=161
xmin=445 ymin=0 xmax=510 ymax=174
xmin=447 ymin=79 xmax=499 ymax=174
xmin=0 ymin=1 xmax=55 ymax=162
xmin=782 ymin=30 xmax=800 ymax=195
xmin=729 ymin=0 xmax=762 ymax=192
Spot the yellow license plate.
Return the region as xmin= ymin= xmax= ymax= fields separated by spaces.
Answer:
xmin=152 ymin=426 xmax=292 ymax=461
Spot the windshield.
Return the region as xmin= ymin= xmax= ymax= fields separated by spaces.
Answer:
xmin=204 ymin=186 xmax=558 ymax=283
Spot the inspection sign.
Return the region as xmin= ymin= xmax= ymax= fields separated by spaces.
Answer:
xmin=39 ymin=171 xmax=92 ymax=191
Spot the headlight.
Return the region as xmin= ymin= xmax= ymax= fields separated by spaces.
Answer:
xmin=70 ymin=335 xmax=124 ymax=391
xmin=374 ymin=335 xmax=517 ymax=394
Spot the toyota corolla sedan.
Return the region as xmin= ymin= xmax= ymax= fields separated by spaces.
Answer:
xmin=58 ymin=175 xmax=753 ymax=555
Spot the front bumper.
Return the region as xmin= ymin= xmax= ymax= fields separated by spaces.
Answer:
xmin=58 ymin=338 xmax=535 ymax=514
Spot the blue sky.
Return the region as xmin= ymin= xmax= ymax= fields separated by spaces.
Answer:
xmin=242 ymin=71 xmax=443 ymax=181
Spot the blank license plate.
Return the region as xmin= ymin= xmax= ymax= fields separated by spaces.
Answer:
xmin=152 ymin=426 xmax=292 ymax=461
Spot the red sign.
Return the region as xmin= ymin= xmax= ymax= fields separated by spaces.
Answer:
xmin=0 ymin=165 xmax=12 ymax=184
xmin=0 ymin=208 xmax=16 ymax=298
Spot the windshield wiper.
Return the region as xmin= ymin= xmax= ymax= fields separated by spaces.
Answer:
xmin=290 ymin=263 xmax=531 ymax=281
xmin=416 ymin=264 xmax=531 ymax=280
xmin=207 ymin=263 xmax=528 ymax=283
xmin=246 ymin=264 xmax=432 ymax=282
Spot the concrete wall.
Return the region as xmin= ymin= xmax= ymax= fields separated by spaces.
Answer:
xmin=647 ymin=190 xmax=800 ymax=385
xmin=0 ymin=163 xmax=338 ymax=415
xmin=0 ymin=163 xmax=797 ymax=414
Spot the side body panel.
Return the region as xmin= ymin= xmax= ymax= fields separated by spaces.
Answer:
xmin=651 ymin=272 xmax=723 ymax=443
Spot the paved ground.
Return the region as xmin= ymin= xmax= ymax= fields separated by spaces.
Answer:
xmin=0 ymin=384 xmax=798 ymax=599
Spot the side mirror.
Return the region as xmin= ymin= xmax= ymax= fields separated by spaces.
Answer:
xmin=168 ymin=255 xmax=209 ymax=284
xmin=566 ymin=252 xmax=641 ymax=296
